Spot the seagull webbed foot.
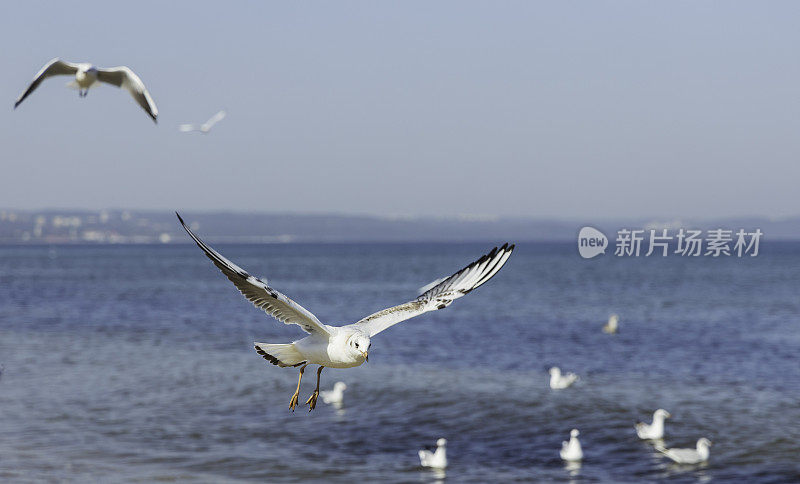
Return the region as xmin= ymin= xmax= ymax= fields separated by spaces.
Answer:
xmin=289 ymin=390 xmax=301 ymax=412
xmin=288 ymin=364 xmax=308 ymax=413
xmin=305 ymin=366 xmax=325 ymax=412
xmin=305 ymin=391 xmax=319 ymax=411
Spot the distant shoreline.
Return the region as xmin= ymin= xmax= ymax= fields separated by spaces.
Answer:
xmin=0 ymin=210 xmax=798 ymax=244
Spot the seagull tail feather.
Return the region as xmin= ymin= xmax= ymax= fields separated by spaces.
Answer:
xmin=254 ymin=342 xmax=305 ymax=368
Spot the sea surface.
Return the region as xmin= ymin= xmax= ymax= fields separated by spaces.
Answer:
xmin=0 ymin=242 xmax=798 ymax=483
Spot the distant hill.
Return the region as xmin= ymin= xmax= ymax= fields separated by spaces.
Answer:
xmin=0 ymin=209 xmax=797 ymax=243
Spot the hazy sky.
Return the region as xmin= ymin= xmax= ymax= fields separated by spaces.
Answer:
xmin=1 ymin=1 xmax=798 ymax=219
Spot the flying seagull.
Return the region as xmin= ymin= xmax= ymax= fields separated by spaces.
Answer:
xmin=179 ymin=110 xmax=226 ymax=133
xmin=177 ymin=213 xmax=514 ymax=412
xmin=14 ymin=58 xmax=158 ymax=122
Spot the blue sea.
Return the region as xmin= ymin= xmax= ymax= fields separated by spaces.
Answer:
xmin=0 ymin=242 xmax=798 ymax=483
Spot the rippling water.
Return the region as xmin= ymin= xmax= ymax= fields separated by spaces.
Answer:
xmin=1 ymin=242 xmax=799 ymax=482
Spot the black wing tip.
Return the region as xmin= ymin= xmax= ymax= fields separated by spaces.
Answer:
xmin=176 ymin=212 xmax=186 ymax=225
xmin=498 ymin=242 xmax=514 ymax=253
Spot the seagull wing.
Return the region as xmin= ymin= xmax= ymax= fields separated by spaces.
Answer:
xmin=177 ymin=213 xmax=331 ymax=336
xmin=96 ymin=66 xmax=158 ymax=122
xmin=14 ymin=58 xmax=80 ymax=108
xmin=661 ymin=448 xmax=698 ymax=463
xmin=201 ymin=110 xmax=226 ymax=131
xmin=352 ymin=243 xmax=514 ymax=337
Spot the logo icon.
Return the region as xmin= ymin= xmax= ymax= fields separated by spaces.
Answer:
xmin=578 ymin=227 xmax=608 ymax=259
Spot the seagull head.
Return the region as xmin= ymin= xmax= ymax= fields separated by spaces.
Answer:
xmin=655 ymin=409 xmax=671 ymax=419
xmin=348 ymin=332 xmax=371 ymax=363
xmin=83 ymin=66 xmax=99 ymax=78
xmin=436 ymin=438 xmax=447 ymax=447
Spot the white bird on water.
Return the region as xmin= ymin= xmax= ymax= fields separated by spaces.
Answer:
xmin=14 ymin=58 xmax=158 ymax=122
xmin=560 ymin=429 xmax=583 ymax=461
xmin=657 ymin=438 xmax=712 ymax=464
xmin=635 ymin=408 xmax=671 ymax=440
xmin=179 ymin=110 xmax=226 ymax=133
xmin=320 ymin=381 xmax=347 ymax=406
xmin=419 ymin=438 xmax=448 ymax=469
xmin=602 ymin=313 xmax=619 ymax=334
xmin=177 ymin=214 xmax=514 ymax=412
xmin=549 ymin=366 xmax=579 ymax=389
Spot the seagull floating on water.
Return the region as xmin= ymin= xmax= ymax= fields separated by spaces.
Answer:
xmin=560 ymin=429 xmax=583 ymax=461
xmin=603 ymin=314 xmax=619 ymax=334
xmin=320 ymin=381 xmax=347 ymax=406
xmin=656 ymin=438 xmax=711 ymax=464
xmin=179 ymin=110 xmax=226 ymax=133
xmin=419 ymin=438 xmax=448 ymax=469
xmin=14 ymin=58 xmax=158 ymax=122
xmin=549 ymin=366 xmax=579 ymax=389
xmin=177 ymin=213 xmax=514 ymax=412
xmin=635 ymin=408 xmax=671 ymax=440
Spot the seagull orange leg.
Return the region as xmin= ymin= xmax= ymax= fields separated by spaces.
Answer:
xmin=289 ymin=364 xmax=308 ymax=412
xmin=305 ymin=366 xmax=324 ymax=411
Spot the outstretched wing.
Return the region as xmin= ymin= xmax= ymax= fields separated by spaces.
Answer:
xmin=14 ymin=58 xmax=79 ymax=108
xmin=96 ymin=66 xmax=158 ymax=122
xmin=201 ymin=110 xmax=226 ymax=130
xmin=177 ymin=213 xmax=330 ymax=335
xmin=352 ymin=243 xmax=514 ymax=337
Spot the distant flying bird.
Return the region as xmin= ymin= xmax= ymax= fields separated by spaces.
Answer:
xmin=603 ymin=313 xmax=619 ymax=334
xmin=635 ymin=408 xmax=671 ymax=440
xmin=179 ymin=110 xmax=226 ymax=133
xmin=177 ymin=213 xmax=514 ymax=412
xmin=549 ymin=366 xmax=579 ymax=389
xmin=14 ymin=58 xmax=158 ymax=122
xmin=418 ymin=438 xmax=448 ymax=469
xmin=320 ymin=381 xmax=347 ymax=406
xmin=560 ymin=429 xmax=583 ymax=461
xmin=656 ymin=438 xmax=712 ymax=464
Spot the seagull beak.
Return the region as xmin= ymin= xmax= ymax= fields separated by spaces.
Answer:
xmin=361 ymin=351 xmax=369 ymax=362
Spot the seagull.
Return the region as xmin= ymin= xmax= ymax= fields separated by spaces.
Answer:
xmin=549 ymin=366 xmax=579 ymax=389
xmin=418 ymin=438 xmax=448 ymax=469
xmin=320 ymin=381 xmax=347 ymax=406
xmin=602 ymin=314 xmax=619 ymax=334
xmin=560 ymin=429 xmax=583 ymax=462
xmin=177 ymin=213 xmax=514 ymax=412
xmin=635 ymin=408 xmax=671 ymax=440
xmin=656 ymin=438 xmax=712 ymax=464
xmin=179 ymin=110 xmax=226 ymax=133
xmin=14 ymin=58 xmax=158 ymax=122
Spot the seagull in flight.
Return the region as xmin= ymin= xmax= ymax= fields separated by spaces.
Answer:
xmin=177 ymin=213 xmax=514 ymax=412
xmin=179 ymin=110 xmax=226 ymax=133
xmin=14 ymin=58 xmax=158 ymax=122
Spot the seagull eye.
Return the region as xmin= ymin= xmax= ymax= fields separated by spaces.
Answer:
xmin=355 ymin=343 xmax=359 ymax=349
